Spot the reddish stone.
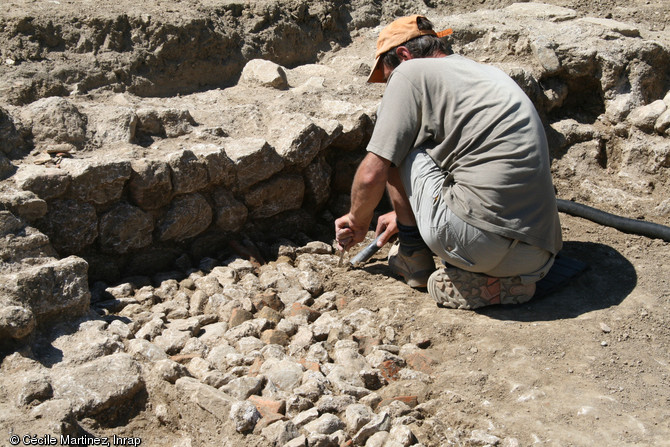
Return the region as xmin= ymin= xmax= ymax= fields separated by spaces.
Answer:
xmin=335 ymin=294 xmax=348 ymax=310
xmin=379 ymin=359 xmax=402 ymax=382
xmin=298 ymin=358 xmax=321 ymax=372
xmin=248 ymin=357 xmax=264 ymax=377
xmin=248 ymin=395 xmax=286 ymax=417
xmin=405 ymin=352 xmax=438 ymax=374
xmin=286 ymin=302 xmax=320 ymax=322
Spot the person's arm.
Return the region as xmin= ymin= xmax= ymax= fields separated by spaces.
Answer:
xmin=335 ymin=152 xmax=391 ymax=250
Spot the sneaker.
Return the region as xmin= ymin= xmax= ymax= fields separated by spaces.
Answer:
xmin=388 ymin=242 xmax=436 ymax=288
xmin=427 ymin=267 xmax=536 ymax=309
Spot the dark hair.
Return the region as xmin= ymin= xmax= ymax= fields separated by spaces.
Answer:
xmin=382 ymin=17 xmax=450 ymax=70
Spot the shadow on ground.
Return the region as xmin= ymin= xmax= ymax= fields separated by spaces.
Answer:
xmin=480 ymin=241 xmax=637 ymax=322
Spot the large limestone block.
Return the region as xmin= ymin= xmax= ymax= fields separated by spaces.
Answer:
xmin=0 ymin=210 xmax=55 ymax=263
xmin=224 ymin=138 xmax=284 ymax=190
xmin=158 ymin=193 xmax=212 ymax=241
xmin=191 ymin=144 xmax=236 ymax=188
xmin=129 ymin=159 xmax=173 ymax=210
xmin=244 ymin=175 xmax=304 ymax=219
xmin=212 ymin=188 xmax=247 ymax=232
xmin=176 ymin=376 xmax=234 ymax=420
xmin=240 ymin=59 xmax=289 ymax=90
xmin=51 ymin=353 xmax=144 ymax=417
xmin=99 ymin=203 xmax=154 ymax=253
xmin=0 ymin=255 xmax=90 ymax=326
xmin=0 ymin=188 xmax=47 ymax=222
xmin=38 ymin=199 xmax=98 ymax=254
xmin=19 ymin=97 xmax=87 ymax=148
xmin=136 ymin=108 xmax=196 ymax=138
xmin=167 ymin=149 xmax=210 ymax=195
xmin=578 ymin=17 xmax=640 ymax=38
xmin=303 ymin=155 xmax=332 ymax=208
xmin=627 ymin=100 xmax=667 ymax=133
xmin=60 ymin=159 xmax=131 ymax=206
xmin=0 ymin=106 xmax=26 ymax=157
xmin=14 ymin=165 xmax=71 ymax=201
xmin=272 ymin=114 xmax=342 ymax=168
xmin=86 ymin=105 xmax=138 ymax=145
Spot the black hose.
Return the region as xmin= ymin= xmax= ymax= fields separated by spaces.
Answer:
xmin=557 ymin=199 xmax=670 ymax=242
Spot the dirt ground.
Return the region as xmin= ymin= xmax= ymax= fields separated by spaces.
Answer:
xmin=1 ymin=0 xmax=669 ymax=446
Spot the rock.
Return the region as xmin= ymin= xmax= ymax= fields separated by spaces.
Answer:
xmin=469 ymin=429 xmax=502 ymax=446
xmin=128 ymin=159 xmax=173 ymax=210
xmin=51 ymin=354 xmax=144 ymax=417
xmin=352 ymin=411 xmax=391 ymax=446
xmin=0 ymin=106 xmax=26 ymax=157
xmin=167 ymin=149 xmax=210 ymax=195
xmin=86 ymin=105 xmax=137 ymax=144
xmin=0 ymin=211 xmax=55 ymax=263
xmin=304 ymin=155 xmax=332 ymax=207
xmin=17 ymin=371 xmax=53 ymax=406
xmin=504 ymin=3 xmax=577 ymax=21
xmin=531 ymin=36 xmax=561 ymax=74
xmin=272 ymin=114 xmax=335 ymax=168
xmin=220 ymin=376 xmax=265 ymax=400
xmin=0 ymin=305 xmax=36 ymax=339
xmin=344 ymin=403 xmax=374 ymax=434
xmin=229 ymin=399 xmax=261 ymax=433
xmin=98 ymin=203 xmax=153 ymax=253
xmin=304 ymin=413 xmax=346 ymax=435
xmin=260 ymin=358 xmax=304 ymax=391
xmin=137 ymin=108 xmax=196 ymax=138
xmin=0 ymin=256 xmax=90 ymax=327
xmin=236 ymin=337 xmax=265 ymax=355
xmin=628 ymin=100 xmax=667 ymax=132
xmin=0 ymin=188 xmax=47 ymax=221
xmin=37 ymin=199 xmax=98 ymax=254
xmin=292 ymin=407 xmax=319 ymax=428
xmin=126 ymin=338 xmax=170 ymax=362
xmin=20 ymin=97 xmax=86 ymax=148
xmin=261 ymin=420 xmax=300 ymax=446
xmin=191 ymin=143 xmax=236 ymax=186
xmin=153 ymin=328 xmax=191 ymax=355
xmin=177 ymin=377 xmax=235 ymax=421
xmin=244 ymin=174 xmax=305 ymax=219
xmin=261 ymin=329 xmax=290 ymax=346
xmin=578 ymin=17 xmax=640 ymax=37
xmin=240 ymin=59 xmax=289 ymax=90
xmin=157 ymin=193 xmax=212 ymax=241
xmin=50 ymin=320 xmax=124 ymax=365
xmin=14 ymin=165 xmax=71 ymax=201
xmin=365 ymin=431 xmax=388 ymax=447
xmin=61 ymin=159 xmax=132 ymax=206
xmin=655 ymin=109 xmax=670 ymax=134
xmin=212 ymin=188 xmax=248 ymax=232
xmin=284 ymin=435 xmax=308 ymax=447
xmin=386 ymin=425 xmax=417 ymax=446
xmin=224 ymin=138 xmax=284 ymax=190
xmin=152 ymin=359 xmax=188 ymax=383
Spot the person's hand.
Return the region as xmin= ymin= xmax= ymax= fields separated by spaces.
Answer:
xmin=335 ymin=213 xmax=368 ymax=251
xmin=374 ymin=211 xmax=398 ymax=247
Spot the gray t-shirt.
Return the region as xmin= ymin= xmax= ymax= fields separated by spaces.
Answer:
xmin=367 ymin=55 xmax=562 ymax=254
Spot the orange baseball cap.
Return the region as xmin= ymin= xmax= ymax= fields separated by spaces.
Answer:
xmin=367 ymin=15 xmax=453 ymax=83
